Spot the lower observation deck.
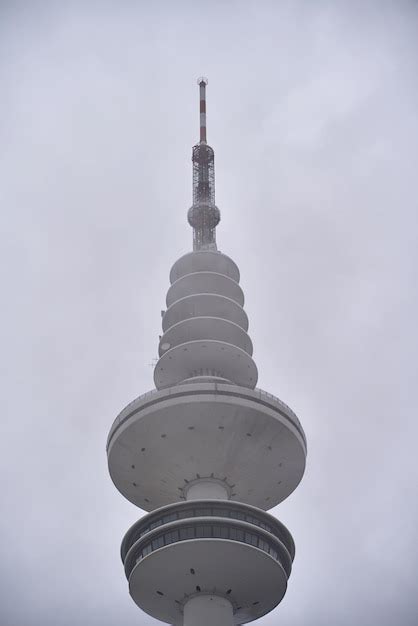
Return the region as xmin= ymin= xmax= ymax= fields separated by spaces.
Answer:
xmin=121 ymin=499 xmax=294 ymax=560
xmin=123 ymin=500 xmax=293 ymax=625
xmin=107 ymin=382 xmax=306 ymax=512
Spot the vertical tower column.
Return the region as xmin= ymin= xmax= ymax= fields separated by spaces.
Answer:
xmin=183 ymin=476 xmax=232 ymax=625
xmin=185 ymin=479 xmax=230 ymax=500
xmin=183 ymin=594 xmax=234 ymax=626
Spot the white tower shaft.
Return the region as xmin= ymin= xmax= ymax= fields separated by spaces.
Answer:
xmin=185 ymin=479 xmax=230 ymax=500
xmin=183 ymin=594 xmax=233 ymax=626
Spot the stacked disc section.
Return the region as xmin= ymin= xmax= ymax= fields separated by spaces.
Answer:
xmin=155 ymin=250 xmax=258 ymax=389
xmin=121 ymin=500 xmax=295 ymax=625
xmin=107 ymin=248 xmax=307 ymax=626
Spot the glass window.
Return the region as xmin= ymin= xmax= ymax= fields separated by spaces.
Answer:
xmin=213 ymin=525 xmax=229 ymax=538
xmin=165 ymin=530 xmax=179 ymax=544
xmin=150 ymin=520 xmax=163 ymax=530
xmin=163 ymin=513 xmax=177 ymax=523
xmin=213 ymin=525 xmax=222 ymax=537
xmin=196 ymin=525 xmax=212 ymax=538
xmin=142 ymin=544 xmax=152 ymax=556
xmin=245 ymin=532 xmax=258 ymax=546
xmin=152 ymin=536 xmax=164 ymax=550
xmin=179 ymin=526 xmax=195 ymax=540
xmin=230 ymin=527 xmax=244 ymax=541
xmin=259 ymin=539 xmax=269 ymax=553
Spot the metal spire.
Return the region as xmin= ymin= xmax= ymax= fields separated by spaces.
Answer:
xmin=187 ymin=78 xmax=220 ymax=251
xmin=199 ymin=77 xmax=207 ymax=143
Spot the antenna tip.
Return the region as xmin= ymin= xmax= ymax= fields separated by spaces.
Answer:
xmin=197 ymin=76 xmax=208 ymax=86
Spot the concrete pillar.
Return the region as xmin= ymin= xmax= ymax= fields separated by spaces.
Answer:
xmin=185 ymin=479 xmax=229 ymax=500
xmin=183 ymin=594 xmax=233 ymax=626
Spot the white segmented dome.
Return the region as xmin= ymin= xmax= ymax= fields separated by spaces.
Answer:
xmin=170 ymin=251 xmax=240 ymax=283
xmin=167 ymin=272 xmax=244 ymax=307
xmin=154 ymin=340 xmax=258 ymax=389
xmin=162 ymin=294 xmax=249 ymax=333
xmin=158 ymin=251 xmax=254 ymax=388
xmin=158 ymin=317 xmax=253 ymax=357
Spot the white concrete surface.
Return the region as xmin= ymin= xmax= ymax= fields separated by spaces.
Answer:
xmin=166 ymin=271 xmax=244 ymax=307
xmin=128 ymin=538 xmax=288 ymax=624
xmin=158 ymin=317 xmax=253 ymax=357
xmin=170 ymin=251 xmax=240 ymax=284
xmin=107 ymin=382 xmax=306 ymax=511
xmin=183 ymin=594 xmax=233 ymax=626
xmin=154 ymin=340 xmax=258 ymax=389
xmin=185 ymin=479 xmax=230 ymax=500
xmin=162 ymin=293 xmax=249 ymax=333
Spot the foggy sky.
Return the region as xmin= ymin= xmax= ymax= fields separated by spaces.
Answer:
xmin=1 ymin=1 xmax=418 ymax=625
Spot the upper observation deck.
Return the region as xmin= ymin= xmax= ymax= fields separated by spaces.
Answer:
xmin=107 ymin=382 xmax=306 ymax=512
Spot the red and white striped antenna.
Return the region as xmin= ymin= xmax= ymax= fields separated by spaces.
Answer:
xmin=197 ymin=77 xmax=208 ymax=143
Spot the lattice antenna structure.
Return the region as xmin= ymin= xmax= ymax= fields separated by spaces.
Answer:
xmin=187 ymin=78 xmax=220 ymax=251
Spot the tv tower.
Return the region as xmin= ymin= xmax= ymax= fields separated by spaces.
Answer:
xmin=107 ymin=78 xmax=307 ymax=626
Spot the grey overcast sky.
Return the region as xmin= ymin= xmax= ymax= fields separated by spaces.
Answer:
xmin=1 ymin=1 xmax=418 ymax=624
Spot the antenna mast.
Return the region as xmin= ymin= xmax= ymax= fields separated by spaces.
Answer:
xmin=187 ymin=78 xmax=220 ymax=250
